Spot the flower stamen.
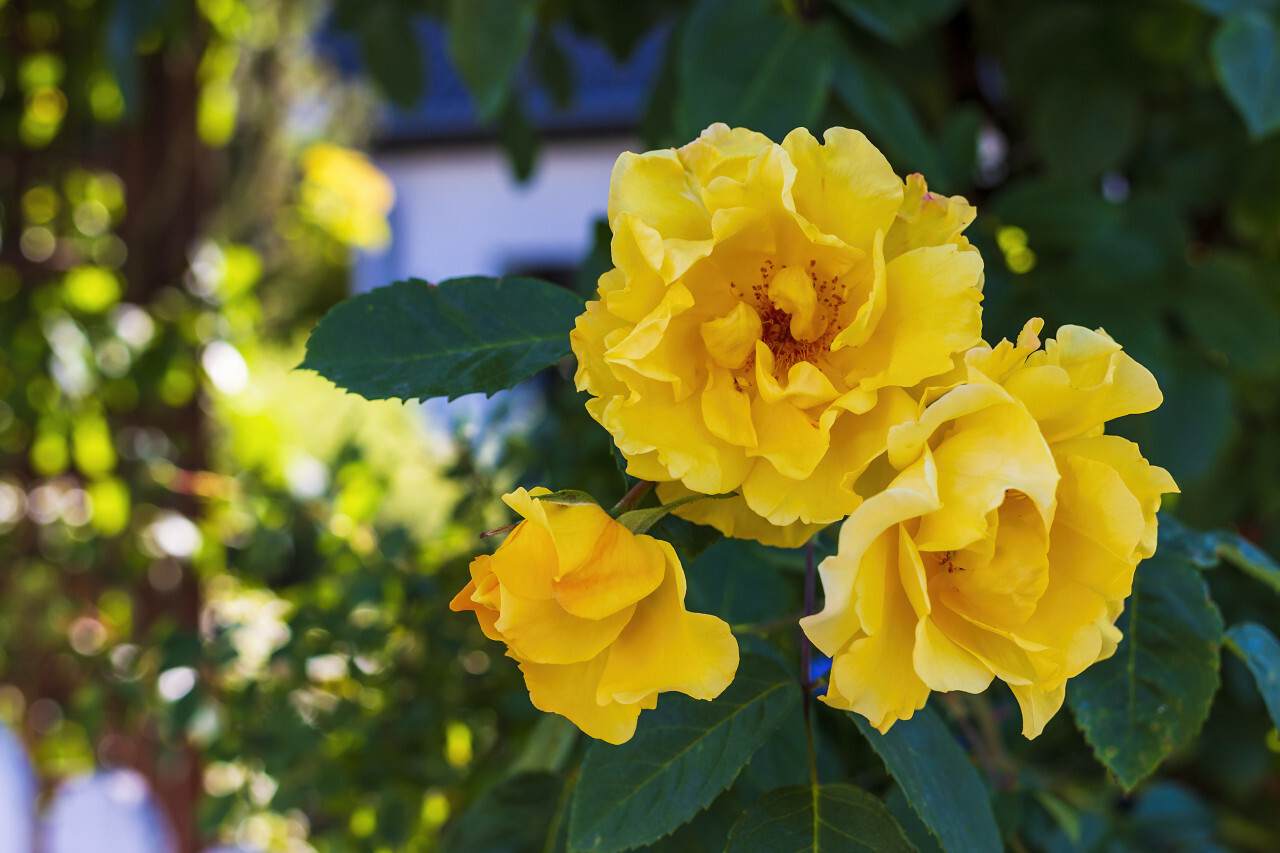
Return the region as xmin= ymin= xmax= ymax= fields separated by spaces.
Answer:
xmin=740 ymin=258 xmax=846 ymax=378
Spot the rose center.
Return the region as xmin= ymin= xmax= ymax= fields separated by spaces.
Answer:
xmin=930 ymin=550 xmax=966 ymax=574
xmin=736 ymin=258 xmax=846 ymax=376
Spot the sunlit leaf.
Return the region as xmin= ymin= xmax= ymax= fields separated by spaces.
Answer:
xmin=300 ymin=277 xmax=583 ymax=402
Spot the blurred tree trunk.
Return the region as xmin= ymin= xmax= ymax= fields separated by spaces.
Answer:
xmin=117 ymin=30 xmax=215 ymax=853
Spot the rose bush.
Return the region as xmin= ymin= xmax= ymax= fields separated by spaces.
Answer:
xmin=571 ymin=124 xmax=984 ymax=546
xmin=450 ymin=487 xmax=739 ymax=744
xmin=801 ymin=321 xmax=1178 ymax=737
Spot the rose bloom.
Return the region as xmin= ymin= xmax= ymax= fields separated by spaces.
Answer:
xmin=450 ymin=487 xmax=738 ymax=744
xmin=572 ymin=123 xmax=984 ymax=547
xmin=800 ymin=321 xmax=1178 ymax=737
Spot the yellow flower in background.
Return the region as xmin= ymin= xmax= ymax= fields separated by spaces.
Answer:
xmin=572 ymin=124 xmax=984 ymax=546
xmin=298 ymin=143 xmax=395 ymax=250
xmin=450 ymin=487 xmax=739 ymax=744
xmin=801 ymin=320 xmax=1177 ymax=738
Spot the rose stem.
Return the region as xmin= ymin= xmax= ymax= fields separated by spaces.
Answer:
xmin=612 ymin=479 xmax=654 ymax=513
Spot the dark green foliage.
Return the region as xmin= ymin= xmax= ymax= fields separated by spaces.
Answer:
xmin=1068 ymin=548 xmax=1225 ymax=792
xmin=853 ymin=706 xmax=1002 ymax=853
xmin=832 ymin=50 xmax=945 ymax=184
xmin=685 ymin=538 xmax=797 ymax=627
xmin=443 ymin=772 xmax=568 ymax=853
xmin=675 ymin=0 xmax=834 ymax=141
xmin=642 ymin=791 xmax=744 ymax=853
xmin=301 ymin=277 xmax=584 ymax=402
xmin=1217 ymin=530 xmax=1280 ymax=593
xmin=724 ymin=784 xmax=916 ymax=853
xmin=16 ymin=0 xmax=1280 ymax=851
xmin=649 ymin=513 xmax=725 ymax=565
xmin=447 ymin=0 xmax=541 ymax=120
xmin=350 ymin=0 xmax=428 ymax=107
xmin=1212 ymin=11 xmax=1280 ymax=137
xmin=1225 ymin=622 xmax=1280 ymax=731
xmin=568 ymin=655 xmax=798 ymax=853
xmin=829 ymin=0 xmax=963 ymax=45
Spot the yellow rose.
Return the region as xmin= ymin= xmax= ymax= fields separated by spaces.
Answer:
xmin=801 ymin=321 xmax=1177 ymax=738
xmin=298 ymin=143 xmax=395 ymax=250
xmin=450 ymin=487 xmax=739 ymax=744
xmin=572 ymin=124 xmax=984 ymax=546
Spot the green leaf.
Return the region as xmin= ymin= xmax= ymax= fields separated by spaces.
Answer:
xmin=443 ymin=771 xmax=568 ymax=853
xmin=1188 ymin=0 xmax=1280 ymax=18
xmin=510 ymin=714 xmax=581 ymax=776
xmin=935 ymin=106 xmax=981 ymax=191
xmin=1216 ymin=532 xmax=1280 ymax=593
xmin=447 ymin=0 xmax=540 ymax=120
xmin=616 ymin=493 xmax=732 ymax=536
xmin=300 ymin=277 xmax=584 ymax=402
xmin=356 ymin=2 xmax=426 ymax=107
xmin=831 ymin=48 xmax=944 ymax=182
xmin=534 ymin=31 xmax=575 ymax=110
xmin=1068 ymin=549 xmax=1225 ymax=791
xmin=643 ymin=790 xmax=744 ymax=853
xmin=1126 ymin=781 xmax=1220 ymax=851
xmin=650 ymin=514 xmax=724 ymax=564
xmin=1212 ymin=11 xmax=1280 ymax=138
xmin=1180 ymin=255 xmax=1280 ymax=375
xmin=989 ymin=180 xmax=1121 ymax=250
xmin=675 ymin=0 xmax=834 ymax=142
xmin=1225 ymin=622 xmax=1280 ymax=731
xmin=1157 ymin=514 xmax=1280 ymax=593
xmin=852 ymin=706 xmax=1002 ymax=853
xmin=723 ymin=784 xmax=915 ymax=852
xmin=685 ymin=538 xmax=796 ymax=627
xmin=499 ymin=96 xmax=540 ymax=182
xmin=1155 ymin=513 xmax=1223 ymax=570
xmin=533 ymin=489 xmax=600 ymax=507
xmin=829 ymin=0 xmax=963 ymax=44
xmin=568 ymin=654 xmax=798 ymax=853
xmin=1030 ymin=81 xmax=1140 ymax=178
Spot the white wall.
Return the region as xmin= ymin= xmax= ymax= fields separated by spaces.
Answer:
xmin=43 ymin=770 xmax=177 ymax=853
xmin=354 ymin=138 xmax=634 ymax=450
xmin=358 ymin=136 xmax=634 ymax=290
xmin=0 ymin=723 xmax=35 ymax=853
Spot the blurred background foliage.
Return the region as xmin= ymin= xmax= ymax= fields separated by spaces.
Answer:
xmin=3 ymin=0 xmax=1280 ymax=850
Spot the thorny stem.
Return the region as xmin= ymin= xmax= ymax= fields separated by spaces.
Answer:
xmin=802 ymin=539 xmax=819 ymax=788
xmin=612 ymin=480 xmax=654 ymax=513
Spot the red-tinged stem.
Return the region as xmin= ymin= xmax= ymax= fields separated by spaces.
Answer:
xmin=612 ymin=480 xmax=654 ymax=513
